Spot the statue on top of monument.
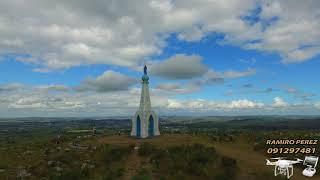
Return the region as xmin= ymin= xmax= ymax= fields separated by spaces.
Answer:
xmin=144 ymin=64 xmax=148 ymax=75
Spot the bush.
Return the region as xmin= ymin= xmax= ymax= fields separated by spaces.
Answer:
xmin=99 ymin=144 xmax=131 ymax=165
xmin=103 ymin=167 xmax=125 ymax=180
xmin=131 ymin=168 xmax=152 ymax=180
xmin=50 ymin=169 xmax=82 ymax=180
xmin=221 ymin=156 xmax=237 ymax=168
xmin=138 ymin=142 xmax=156 ymax=156
xmin=95 ymin=144 xmax=132 ymax=180
xmin=220 ymin=156 xmax=237 ymax=179
xmin=150 ymin=144 xmax=218 ymax=177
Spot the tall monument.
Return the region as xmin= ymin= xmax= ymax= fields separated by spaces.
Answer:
xmin=131 ymin=65 xmax=160 ymax=138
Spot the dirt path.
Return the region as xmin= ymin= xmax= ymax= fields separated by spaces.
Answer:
xmin=122 ymin=147 xmax=141 ymax=180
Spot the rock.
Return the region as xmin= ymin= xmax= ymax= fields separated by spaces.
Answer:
xmin=56 ymin=161 xmax=62 ymax=166
xmin=17 ymin=167 xmax=31 ymax=178
xmin=43 ymin=148 xmax=49 ymax=156
xmin=0 ymin=169 xmax=5 ymax=173
xmin=24 ymin=150 xmax=33 ymax=155
xmin=82 ymin=160 xmax=95 ymax=169
xmin=55 ymin=167 xmax=63 ymax=172
xmin=48 ymin=161 xmax=55 ymax=166
xmin=81 ymin=163 xmax=88 ymax=170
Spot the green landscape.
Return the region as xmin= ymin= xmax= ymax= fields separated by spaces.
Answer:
xmin=0 ymin=116 xmax=319 ymax=180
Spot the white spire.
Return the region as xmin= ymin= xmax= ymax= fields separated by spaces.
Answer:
xmin=131 ymin=65 xmax=160 ymax=138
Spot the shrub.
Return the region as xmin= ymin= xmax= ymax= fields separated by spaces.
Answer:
xmin=99 ymin=144 xmax=131 ymax=165
xmin=151 ymin=144 xmax=218 ymax=177
xmin=220 ymin=156 xmax=237 ymax=179
xmin=138 ymin=143 xmax=155 ymax=156
xmin=50 ymin=169 xmax=82 ymax=180
xmin=131 ymin=168 xmax=152 ymax=180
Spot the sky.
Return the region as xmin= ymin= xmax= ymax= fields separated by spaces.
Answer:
xmin=0 ymin=0 xmax=319 ymax=117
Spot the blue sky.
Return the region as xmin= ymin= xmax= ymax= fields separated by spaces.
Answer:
xmin=0 ymin=0 xmax=319 ymax=117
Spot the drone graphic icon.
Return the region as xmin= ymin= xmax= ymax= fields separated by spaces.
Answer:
xmin=266 ymin=157 xmax=303 ymax=179
xmin=266 ymin=156 xmax=319 ymax=179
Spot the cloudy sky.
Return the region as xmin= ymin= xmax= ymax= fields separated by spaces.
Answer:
xmin=0 ymin=0 xmax=319 ymax=117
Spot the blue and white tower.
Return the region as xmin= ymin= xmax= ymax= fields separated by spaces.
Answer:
xmin=131 ymin=65 xmax=160 ymax=138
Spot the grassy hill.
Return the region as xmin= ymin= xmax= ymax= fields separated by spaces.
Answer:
xmin=1 ymin=117 xmax=320 ymax=179
xmin=0 ymin=133 xmax=316 ymax=180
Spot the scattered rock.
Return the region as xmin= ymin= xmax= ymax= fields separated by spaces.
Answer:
xmin=17 ymin=167 xmax=31 ymax=178
xmin=48 ymin=161 xmax=55 ymax=166
xmin=55 ymin=167 xmax=63 ymax=172
xmin=82 ymin=160 xmax=95 ymax=170
xmin=81 ymin=163 xmax=88 ymax=170
xmin=43 ymin=148 xmax=49 ymax=156
xmin=23 ymin=150 xmax=33 ymax=155
xmin=48 ymin=160 xmax=62 ymax=167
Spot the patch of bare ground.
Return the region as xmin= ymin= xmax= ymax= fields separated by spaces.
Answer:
xmin=122 ymin=148 xmax=141 ymax=180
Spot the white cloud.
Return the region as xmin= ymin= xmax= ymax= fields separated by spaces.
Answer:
xmin=36 ymin=84 xmax=69 ymax=92
xmin=150 ymin=54 xmax=208 ymax=79
xmin=272 ymin=97 xmax=288 ymax=107
xmin=0 ymin=84 xmax=169 ymax=116
xmin=167 ymin=99 xmax=184 ymax=109
xmin=284 ymin=87 xmax=316 ymax=101
xmin=9 ymin=97 xmax=47 ymax=109
xmin=0 ymin=82 xmax=318 ymax=116
xmin=149 ymin=0 xmax=173 ymax=12
xmin=244 ymin=0 xmax=320 ymax=63
xmin=7 ymin=95 xmax=87 ymax=111
xmin=153 ymin=67 xmax=256 ymax=94
xmin=77 ymin=70 xmax=138 ymax=92
xmin=195 ymin=68 xmax=256 ymax=86
xmin=227 ymin=99 xmax=264 ymax=109
xmin=0 ymin=0 xmax=318 ymax=72
xmin=156 ymin=82 xmax=200 ymax=94
xmin=166 ymin=99 xmax=265 ymax=110
xmin=154 ymin=67 xmax=256 ymax=94
xmin=260 ymin=1 xmax=282 ymax=19
xmin=222 ymin=68 xmax=256 ymax=78
xmin=0 ymin=83 xmax=25 ymax=92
